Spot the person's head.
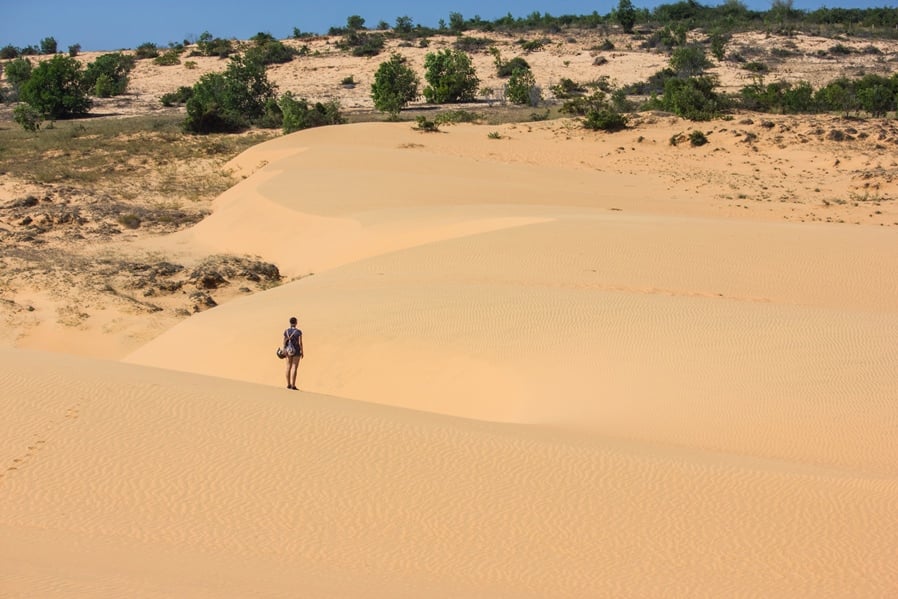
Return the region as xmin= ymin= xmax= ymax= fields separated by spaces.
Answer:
xmin=289 ymin=316 xmax=297 ymax=326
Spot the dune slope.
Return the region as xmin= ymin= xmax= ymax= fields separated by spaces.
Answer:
xmin=3 ymin=349 xmax=897 ymax=598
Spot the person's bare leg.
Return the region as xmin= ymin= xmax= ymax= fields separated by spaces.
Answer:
xmin=289 ymin=358 xmax=299 ymax=389
xmin=285 ymin=358 xmax=293 ymax=388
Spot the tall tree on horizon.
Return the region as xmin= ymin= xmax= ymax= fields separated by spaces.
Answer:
xmin=616 ymin=0 xmax=637 ymax=34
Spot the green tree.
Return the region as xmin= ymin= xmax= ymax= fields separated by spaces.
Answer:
xmin=346 ymin=15 xmax=366 ymax=30
xmin=423 ymin=49 xmax=479 ymax=103
xmin=616 ymin=0 xmax=637 ymax=34
xmin=184 ymin=55 xmax=277 ymax=133
xmin=4 ymin=57 xmax=33 ymax=92
xmin=395 ymin=16 xmax=414 ymax=34
xmin=448 ymin=12 xmax=466 ymax=34
xmin=856 ymin=75 xmax=897 ymax=117
xmin=371 ymin=53 xmax=420 ymax=118
xmin=19 ymin=54 xmax=91 ymax=119
xmin=83 ymin=52 xmax=136 ymax=97
xmin=670 ymin=46 xmax=711 ymax=77
xmin=506 ymin=67 xmax=539 ymax=105
xmin=815 ymin=79 xmax=857 ymax=116
xmin=40 ymin=36 xmax=58 ymax=54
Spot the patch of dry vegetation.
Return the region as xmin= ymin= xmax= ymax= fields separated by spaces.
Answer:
xmin=0 ymin=114 xmax=280 ymax=343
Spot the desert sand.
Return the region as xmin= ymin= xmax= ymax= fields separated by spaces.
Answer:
xmin=2 ymin=30 xmax=898 ymax=598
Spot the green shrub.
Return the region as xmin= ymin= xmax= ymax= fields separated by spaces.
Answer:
xmin=423 ymin=49 xmax=479 ymax=104
xmin=454 ymin=36 xmax=494 ymax=52
xmin=184 ymin=55 xmax=277 ymax=133
xmin=584 ymin=108 xmax=628 ymax=132
xmin=40 ymin=37 xmax=58 ymax=54
xmin=520 ymin=38 xmax=550 ymax=52
xmin=250 ymin=32 xmax=277 ymax=45
xmin=621 ymin=68 xmax=677 ymax=96
xmin=13 ymin=103 xmax=42 ymax=131
xmin=196 ymin=32 xmax=234 ymax=58
xmin=689 ymin=130 xmax=708 ymax=146
xmin=709 ymin=34 xmax=729 ymax=61
xmin=161 ymin=86 xmax=194 ymax=106
xmin=258 ymin=98 xmax=283 ymax=129
xmin=497 ymin=56 xmax=530 ymax=78
xmin=641 ymin=24 xmax=686 ymax=50
xmin=433 ymin=110 xmax=482 ymax=124
xmin=184 ymin=73 xmax=245 ymax=133
xmin=4 ymin=57 xmax=33 ymax=91
xmin=135 ymin=42 xmax=159 ymax=59
xmin=414 ymin=116 xmax=439 ymax=132
xmin=551 ymin=78 xmax=588 ymax=99
xmin=83 ymin=52 xmax=135 ymax=97
xmin=337 ymin=31 xmax=386 ymax=57
xmin=371 ymin=53 xmax=420 ymax=118
xmin=743 ymin=61 xmax=769 ymax=74
xmin=0 ymin=45 xmax=19 ymax=59
xmin=781 ymin=81 xmax=816 ymax=113
xmin=68 ymin=44 xmax=81 ymax=57
xmin=245 ymin=39 xmax=296 ymax=65
xmin=561 ymin=89 xmax=608 ymax=115
xmin=118 ymin=214 xmax=142 ymax=229
xmin=154 ymin=50 xmax=182 ymax=66
xmin=506 ymin=67 xmax=540 ymax=106
xmin=829 ymin=43 xmax=853 ymax=56
xmin=658 ymin=76 xmax=724 ymax=121
xmin=280 ymin=93 xmax=345 ymax=133
xmin=670 ymin=46 xmax=711 ymax=77
xmin=93 ymin=74 xmax=117 ymax=97
xmin=19 ymin=54 xmax=92 ymax=119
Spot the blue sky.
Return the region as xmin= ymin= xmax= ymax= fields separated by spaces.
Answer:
xmin=2 ymin=0 xmax=889 ymax=51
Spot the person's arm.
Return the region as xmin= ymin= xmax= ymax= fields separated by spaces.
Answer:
xmin=298 ymin=332 xmax=304 ymax=358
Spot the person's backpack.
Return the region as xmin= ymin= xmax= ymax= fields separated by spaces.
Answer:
xmin=285 ymin=330 xmax=298 ymax=357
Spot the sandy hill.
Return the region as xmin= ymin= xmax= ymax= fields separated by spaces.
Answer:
xmin=7 ymin=30 xmax=895 ymax=117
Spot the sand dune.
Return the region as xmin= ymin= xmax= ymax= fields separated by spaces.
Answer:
xmin=129 ymin=123 xmax=898 ymax=467
xmin=3 ymin=348 xmax=897 ymax=597
xmin=4 ymin=118 xmax=898 ymax=596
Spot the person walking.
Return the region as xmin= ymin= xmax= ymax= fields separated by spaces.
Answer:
xmin=283 ymin=316 xmax=303 ymax=390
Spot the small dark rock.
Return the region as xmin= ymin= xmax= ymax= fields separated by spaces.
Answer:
xmin=193 ymin=271 xmax=228 ymax=290
xmin=190 ymin=291 xmax=218 ymax=312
